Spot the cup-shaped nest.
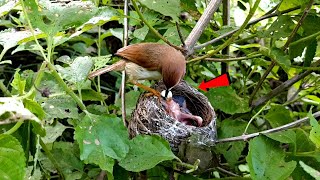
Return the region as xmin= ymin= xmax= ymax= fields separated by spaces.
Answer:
xmin=128 ymin=80 xmax=217 ymax=171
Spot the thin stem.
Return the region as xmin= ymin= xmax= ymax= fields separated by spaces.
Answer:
xmin=4 ymin=121 xmax=24 ymax=135
xmin=196 ymin=54 xmax=262 ymax=63
xmin=131 ymin=0 xmax=184 ymax=52
xmin=40 ymin=139 xmax=65 ymax=179
xmin=188 ymin=0 xmax=261 ymax=63
xmin=0 ymin=48 xmax=8 ymax=62
xmin=243 ymin=101 xmax=270 ymax=134
xmin=121 ymin=0 xmax=129 ymax=126
xmin=216 ymin=111 xmax=320 ymax=144
xmin=283 ymin=0 xmax=314 ymax=50
xmin=0 ymin=80 xmax=11 ymax=96
xmin=176 ymin=22 xmax=186 ymax=46
xmin=249 ymin=61 xmax=275 ymax=104
xmin=46 ymin=62 xmax=87 ymax=111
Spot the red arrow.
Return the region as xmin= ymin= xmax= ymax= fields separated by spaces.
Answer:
xmin=199 ymin=73 xmax=230 ymax=91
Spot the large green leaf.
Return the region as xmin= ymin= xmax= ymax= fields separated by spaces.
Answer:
xmin=0 ymin=134 xmax=26 ymax=180
xmin=11 ymin=69 xmax=26 ymax=95
xmin=25 ymin=0 xmax=97 ymax=36
xmin=75 ymin=114 xmax=129 ymax=173
xmin=119 ymin=135 xmax=177 ymax=172
xmin=216 ymin=119 xmax=256 ymax=166
xmin=247 ymin=136 xmax=296 ymax=180
xmin=279 ymin=0 xmax=309 ymax=11
xmin=0 ymin=29 xmax=39 ymax=53
xmin=139 ymin=0 xmax=181 ymax=22
xmin=206 ymin=86 xmax=250 ymax=114
xmin=270 ymin=47 xmax=291 ymax=73
xmin=42 ymin=95 xmax=79 ymax=119
xmin=265 ymin=105 xmax=292 ymax=128
xmin=56 ymin=56 xmax=93 ymax=84
xmin=42 ymin=121 xmax=67 ymax=143
xmin=308 ymin=112 xmax=320 ymax=148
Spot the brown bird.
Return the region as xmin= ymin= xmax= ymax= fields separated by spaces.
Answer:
xmin=88 ymin=43 xmax=186 ymax=98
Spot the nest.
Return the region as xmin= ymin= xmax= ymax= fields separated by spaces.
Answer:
xmin=128 ymin=80 xmax=218 ymax=171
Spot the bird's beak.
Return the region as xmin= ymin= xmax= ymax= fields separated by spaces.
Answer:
xmin=160 ymin=90 xmax=173 ymax=101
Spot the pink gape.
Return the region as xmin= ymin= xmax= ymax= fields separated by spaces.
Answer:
xmin=162 ymin=98 xmax=203 ymax=127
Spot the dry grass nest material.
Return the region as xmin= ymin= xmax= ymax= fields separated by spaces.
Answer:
xmin=128 ymin=80 xmax=217 ymax=152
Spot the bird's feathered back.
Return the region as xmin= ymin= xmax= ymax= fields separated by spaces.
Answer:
xmin=116 ymin=43 xmax=186 ymax=89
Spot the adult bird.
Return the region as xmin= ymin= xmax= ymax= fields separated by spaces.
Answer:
xmin=88 ymin=43 xmax=186 ymax=98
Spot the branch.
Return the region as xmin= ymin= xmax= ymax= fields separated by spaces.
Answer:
xmin=184 ymin=0 xmax=223 ymax=55
xmin=194 ymin=6 xmax=301 ymax=50
xmin=131 ymin=0 xmax=184 ymax=52
xmin=188 ymin=0 xmax=261 ymax=63
xmin=216 ymin=111 xmax=320 ymax=144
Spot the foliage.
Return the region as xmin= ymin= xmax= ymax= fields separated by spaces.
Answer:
xmin=0 ymin=0 xmax=320 ymax=179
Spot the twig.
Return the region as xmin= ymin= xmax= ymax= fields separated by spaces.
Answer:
xmin=121 ymin=0 xmax=129 ymax=127
xmin=249 ymin=0 xmax=314 ymax=105
xmin=184 ymin=0 xmax=223 ymax=55
xmin=194 ymin=6 xmax=301 ymax=50
xmin=175 ymin=22 xmax=186 ymax=47
xmin=216 ymin=167 xmax=239 ymax=177
xmin=131 ymin=0 xmax=184 ymax=52
xmin=188 ymin=0 xmax=261 ymax=63
xmin=216 ymin=111 xmax=320 ymax=144
xmin=195 ymin=54 xmax=262 ymax=63
xmin=221 ymin=0 xmax=230 ymax=74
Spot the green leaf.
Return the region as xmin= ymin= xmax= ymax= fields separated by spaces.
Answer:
xmin=24 ymin=99 xmax=45 ymax=120
xmin=56 ymin=56 xmax=93 ymax=84
xmin=115 ymin=91 xmax=140 ymax=117
xmin=266 ymin=130 xmax=296 ymax=145
xmin=206 ymin=86 xmax=250 ymax=114
xmin=270 ymin=47 xmax=291 ymax=73
xmin=304 ymin=40 xmax=317 ymax=67
xmin=299 ymin=161 xmax=320 ymax=179
xmin=42 ymin=95 xmax=79 ymax=119
xmin=216 ymin=119 xmax=256 ymax=166
xmin=308 ymin=112 xmax=320 ymax=148
xmin=0 ymin=29 xmax=38 ymax=51
xmin=247 ymin=136 xmax=296 ymax=180
xmin=139 ymin=0 xmax=181 ymax=22
xmin=279 ymin=0 xmax=309 ymax=11
xmin=0 ymin=97 xmax=41 ymax=124
xmin=262 ymin=15 xmax=294 ymax=39
xmin=119 ymin=135 xmax=177 ymax=172
xmin=91 ymin=55 xmax=112 ymax=71
xmin=80 ymin=6 xmax=120 ymax=32
xmin=265 ymin=105 xmax=292 ymax=128
xmin=11 ymin=69 xmax=26 ymax=95
xmin=161 ymin=25 xmax=189 ymax=46
xmin=75 ymin=114 xmax=129 ymax=172
xmin=42 ymin=121 xmax=66 ymax=143
xmin=133 ymin=25 xmax=149 ymax=40
xmin=25 ymin=0 xmax=97 ymax=36
xmin=81 ymin=89 xmax=107 ymax=101
xmin=0 ymin=134 xmax=26 ymax=180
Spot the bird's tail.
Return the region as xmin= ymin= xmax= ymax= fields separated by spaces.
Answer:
xmin=88 ymin=60 xmax=126 ymax=79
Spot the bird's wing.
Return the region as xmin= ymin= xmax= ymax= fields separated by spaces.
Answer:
xmin=88 ymin=60 xmax=126 ymax=79
xmin=115 ymin=43 xmax=161 ymax=71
